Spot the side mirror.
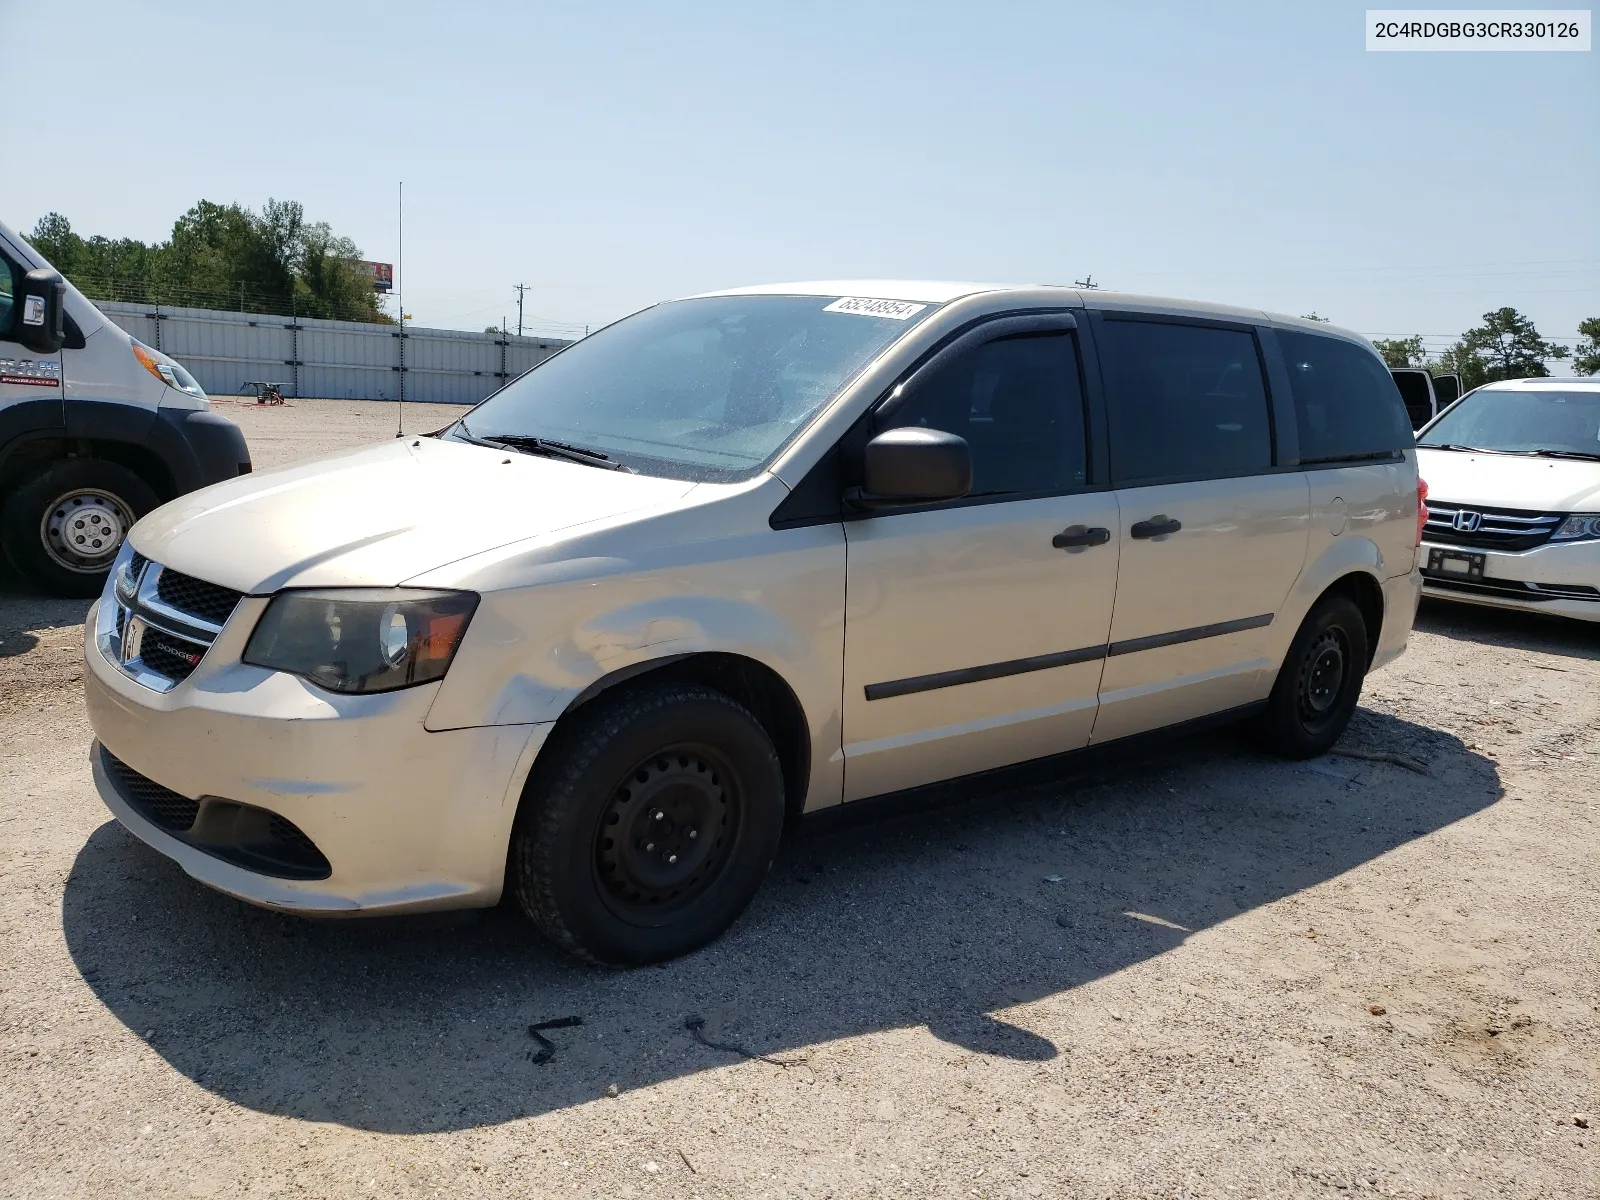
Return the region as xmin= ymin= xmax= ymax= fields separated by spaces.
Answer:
xmin=847 ymin=427 xmax=972 ymax=510
xmin=13 ymin=268 xmax=66 ymax=354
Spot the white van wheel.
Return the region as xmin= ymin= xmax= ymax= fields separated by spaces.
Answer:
xmin=2 ymin=459 xmax=158 ymax=597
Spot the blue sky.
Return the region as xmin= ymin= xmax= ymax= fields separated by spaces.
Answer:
xmin=3 ymin=1 xmax=1595 ymax=355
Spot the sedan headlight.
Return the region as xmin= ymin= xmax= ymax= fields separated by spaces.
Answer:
xmin=243 ymin=589 xmax=479 ymax=694
xmin=1551 ymin=514 xmax=1600 ymax=542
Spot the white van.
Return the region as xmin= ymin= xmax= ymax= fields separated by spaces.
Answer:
xmin=84 ymin=283 xmax=1423 ymax=964
xmin=1417 ymin=377 xmax=1600 ymax=621
xmin=0 ymin=218 xmax=250 ymax=595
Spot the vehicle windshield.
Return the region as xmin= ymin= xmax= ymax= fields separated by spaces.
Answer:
xmin=449 ymin=294 xmax=939 ymax=481
xmin=1418 ymin=387 xmax=1600 ymax=458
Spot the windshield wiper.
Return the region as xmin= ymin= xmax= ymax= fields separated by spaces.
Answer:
xmin=1530 ymin=449 xmax=1600 ymax=462
xmin=1422 ymin=443 xmax=1501 ymax=454
xmin=455 ymin=422 xmax=632 ymax=471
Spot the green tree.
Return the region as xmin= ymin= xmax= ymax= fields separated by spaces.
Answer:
xmin=1433 ymin=341 xmax=1489 ymax=392
xmin=26 ymin=200 xmax=390 ymax=322
xmin=1372 ymin=335 xmax=1428 ymax=369
xmin=1573 ymin=317 xmax=1600 ymax=376
xmin=1461 ymin=307 xmax=1569 ymax=383
xmin=1300 ymin=312 xmax=1330 ymax=322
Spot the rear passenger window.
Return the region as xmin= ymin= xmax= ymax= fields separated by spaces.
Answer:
xmin=1099 ymin=319 xmax=1273 ymax=484
xmin=878 ymin=331 xmax=1088 ymax=497
xmin=1285 ymin=333 xmax=1413 ymax=460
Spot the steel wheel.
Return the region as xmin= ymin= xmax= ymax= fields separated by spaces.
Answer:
xmin=1296 ymin=627 xmax=1348 ymax=729
xmin=40 ymin=487 xmax=136 ymax=574
xmin=595 ymin=744 xmax=740 ymax=921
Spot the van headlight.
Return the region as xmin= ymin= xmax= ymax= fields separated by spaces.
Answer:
xmin=243 ymin=589 xmax=479 ymax=694
xmin=131 ymin=339 xmax=208 ymax=403
xmin=1551 ymin=514 xmax=1600 ymax=542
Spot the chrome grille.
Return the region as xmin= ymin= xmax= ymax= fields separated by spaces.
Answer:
xmin=1422 ymin=502 xmax=1563 ymax=552
xmin=98 ymin=554 xmax=240 ymax=692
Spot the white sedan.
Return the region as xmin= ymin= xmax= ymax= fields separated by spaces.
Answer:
xmin=1417 ymin=377 xmax=1600 ymax=622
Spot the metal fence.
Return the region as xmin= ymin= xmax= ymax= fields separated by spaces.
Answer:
xmin=97 ymin=301 xmax=572 ymax=405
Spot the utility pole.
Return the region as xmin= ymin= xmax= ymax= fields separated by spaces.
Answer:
xmin=396 ymin=180 xmax=405 ymax=438
xmin=514 ymin=283 xmax=529 ymax=338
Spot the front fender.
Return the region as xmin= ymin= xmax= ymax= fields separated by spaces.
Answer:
xmin=423 ymin=525 xmax=847 ymax=811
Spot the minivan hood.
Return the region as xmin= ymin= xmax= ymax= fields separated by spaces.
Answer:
xmin=1417 ymin=446 xmax=1600 ymax=513
xmin=130 ymin=437 xmax=699 ymax=593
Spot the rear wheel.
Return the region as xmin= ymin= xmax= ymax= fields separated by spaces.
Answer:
xmin=1 ymin=459 xmax=159 ymax=597
xmin=509 ymin=682 xmax=785 ymax=965
xmin=1255 ymin=593 xmax=1370 ymax=759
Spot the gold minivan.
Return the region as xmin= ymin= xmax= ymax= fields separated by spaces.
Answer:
xmin=85 ymin=283 xmax=1424 ymax=963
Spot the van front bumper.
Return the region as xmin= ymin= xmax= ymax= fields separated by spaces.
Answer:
xmin=1419 ymin=537 xmax=1600 ymax=623
xmin=84 ymin=603 xmax=549 ymax=915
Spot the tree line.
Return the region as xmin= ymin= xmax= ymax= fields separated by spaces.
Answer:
xmin=25 ymin=200 xmax=392 ymax=324
xmin=1373 ymin=308 xmax=1599 ymax=388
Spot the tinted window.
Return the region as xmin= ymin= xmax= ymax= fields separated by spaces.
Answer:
xmin=1390 ymin=369 xmax=1435 ymax=429
xmin=0 ymin=257 xmax=14 ymax=334
xmin=877 ymin=331 xmax=1087 ymax=497
xmin=1283 ymin=333 xmax=1413 ymax=459
xmin=1099 ymin=320 xmax=1272 ymax=483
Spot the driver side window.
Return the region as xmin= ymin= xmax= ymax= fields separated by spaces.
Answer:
xmin=0 ymin=256 xmax=15 ymax=336
xmin=876 ymin=331 xmax=1088 ymax=498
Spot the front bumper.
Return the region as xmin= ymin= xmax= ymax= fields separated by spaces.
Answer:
xmin=84 ymin=599 xmax=550 ymax=914
xmin=1418 ymin=537 xmax=1600 ymax=623
xmin=155 ymin=406 xmax=252 ymax=491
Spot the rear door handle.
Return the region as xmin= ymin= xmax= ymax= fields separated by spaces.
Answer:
xmin=1129 ymin=516 xmax=1182 ymax=539
xmin=1052 ymin=525 xmax=1111 ymax=549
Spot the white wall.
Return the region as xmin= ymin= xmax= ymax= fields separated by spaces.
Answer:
xmin=97 ymin=302 xmax=570 ymax=404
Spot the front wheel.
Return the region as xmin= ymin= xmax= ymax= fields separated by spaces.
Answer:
xmin=1255 ymin=593 xmax=1370 ymax=759
xmin=509 ymin=682 xmax=786 ymax=965
xmin=1 ymin=459 xmax=159 ymax=597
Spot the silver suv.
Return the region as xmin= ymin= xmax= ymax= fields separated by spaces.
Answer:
xmin=84 ymin=283 xmax=1423 ymax=963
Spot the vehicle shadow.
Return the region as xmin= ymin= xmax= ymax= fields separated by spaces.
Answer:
xmin=1416 ymin=596 xmax=1599 ymax=661
xmin=61 ymin=712 xmax=1501 ymax=1134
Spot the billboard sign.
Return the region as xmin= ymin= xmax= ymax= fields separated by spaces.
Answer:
xmin=363 ymin=261 xmax=394 ymax=292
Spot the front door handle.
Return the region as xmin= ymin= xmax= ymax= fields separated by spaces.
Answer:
xmin=1129 ymin=516 xmax=1182 ymax=539
xmin=1052 ymin=525 xmax=1111 ymax=549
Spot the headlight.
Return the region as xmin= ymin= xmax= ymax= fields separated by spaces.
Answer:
xmin=243 ymin=589 xmax=478 ymax=694
xmin=1551 ymin=514 xmax=1600 ymax=542
xmin=131 ymin=339 xmax=208 ymax=401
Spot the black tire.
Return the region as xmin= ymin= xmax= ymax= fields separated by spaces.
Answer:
xmin=509 ymin=682 xmax=786 ymax=965
xmin=1255 ymin=593 xmax=1370 ymax=759
xmin=1 ymin=459 xmax=160 ymax=598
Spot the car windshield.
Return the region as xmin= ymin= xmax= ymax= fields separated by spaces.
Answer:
xmin=449 ymin=294 xmax=939 ymax=481
xmin=1419 ymin=387 xmax=1600 ymax=458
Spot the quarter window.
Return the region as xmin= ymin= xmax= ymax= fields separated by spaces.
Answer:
xmin=1283 ymin=332 xmax=1413 ymax=461
xmin=877 ymin=331 xmax=1088 ymax=497
xmin=1099 ymin=319 xmax=1273 ymax=484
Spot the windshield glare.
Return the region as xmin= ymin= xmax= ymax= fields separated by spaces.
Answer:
xmin=454 ymin=294 xmax=937 ymax=480
xmin=1420 ymin=388 xmax=1600 ymax=456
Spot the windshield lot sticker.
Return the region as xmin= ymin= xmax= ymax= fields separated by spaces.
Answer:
xmin=0 ymin=358 xmax=63 ymax=387
xmin=823 ymin=297 xmax=928 ymax=320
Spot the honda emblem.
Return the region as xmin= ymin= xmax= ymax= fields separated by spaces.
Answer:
xmin=1452 ymin=510 xmax=1482 ymax=532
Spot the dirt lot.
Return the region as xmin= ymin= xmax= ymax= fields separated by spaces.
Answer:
xmin=1 ymin=399 xmax=1595 ymax=1199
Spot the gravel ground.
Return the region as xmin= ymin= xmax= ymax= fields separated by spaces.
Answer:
xmin=1 ymin=399 xmax=1595 ymax=1199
